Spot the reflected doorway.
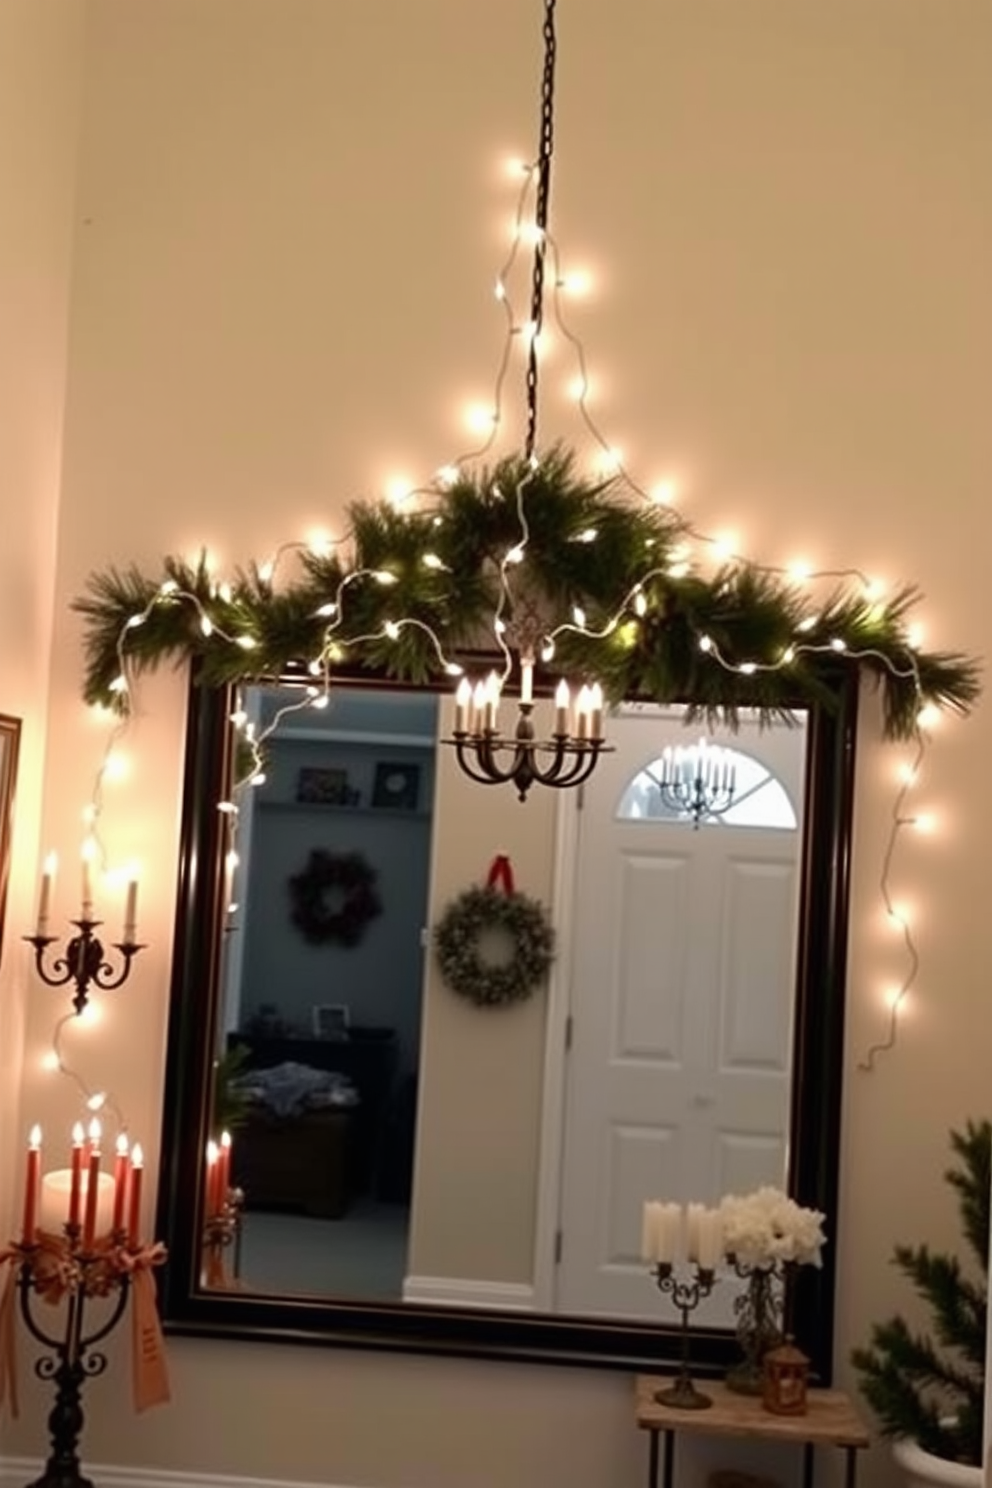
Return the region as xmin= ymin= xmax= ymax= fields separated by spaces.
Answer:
xmin=214 ymin=687 xmax=438 ymax=1298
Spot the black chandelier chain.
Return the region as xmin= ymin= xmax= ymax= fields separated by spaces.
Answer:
xmin=524 ymin=0 xmax=557 ymax=464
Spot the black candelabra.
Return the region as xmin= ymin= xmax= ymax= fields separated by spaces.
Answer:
xmin=15 ymin=1233 xmax=131 ymax=1488
xmin=446 ymin=702 xmax=610 ymax=802
xmin=652 ymin=1261 xmax=718 ymax=1410
xmin=24 ymin=918 xmax=145 ymax=1015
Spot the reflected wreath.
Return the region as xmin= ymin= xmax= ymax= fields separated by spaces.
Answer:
xmin=288 ymin=848 xmax=382 ymax=947
xmin=434 ymin=856 xmax=555 ymax=1008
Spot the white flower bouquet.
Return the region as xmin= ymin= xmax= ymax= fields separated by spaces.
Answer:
xmin=719 ymin=1186 xmax=826 ymax=1271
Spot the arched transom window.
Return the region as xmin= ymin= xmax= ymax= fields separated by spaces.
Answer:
xmin=617 ymin=742 xmax=799 ymax=830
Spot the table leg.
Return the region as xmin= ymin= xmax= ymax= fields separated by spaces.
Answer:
xmin=663 ymin=1429 xmax=675 ymax=1488
xmin=802 ymin=1441 xmax=815 ymax=1488
xmin=845 ymin=1447 xmax=858 ymax=1488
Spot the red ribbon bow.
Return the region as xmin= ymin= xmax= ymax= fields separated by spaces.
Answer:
xmin=486 ymin=854 xmax=515 ymax=895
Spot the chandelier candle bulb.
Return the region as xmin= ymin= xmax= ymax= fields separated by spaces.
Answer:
xmin=22 ymin=1126 xmax=42 ymax=1243
xmin=520 ymin=657 xmax=534 ymax=705
xmin=471 ymin=681 xmax=487 ymax=735
xmin=641 ymin=1200 xmax=663 ymax=1262
xmin=454 ymin=677 xmax=472 ymax=733
xmin=112 ymin=1134 xmax=130 ymax=1233
xmin=589 ymin=683 xmax=604 ymax=739
xmin=554 ymin=679 xmax=570 ymax=735
xmin=127 ymin=1144 xmax=144 ymax=1246
xmin=69 ymin=1123 xmax=84 ymax=1229
xmin=36 ymin=852 xmax=57 ymax=936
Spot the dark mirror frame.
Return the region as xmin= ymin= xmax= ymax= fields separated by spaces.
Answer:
xmin=155 ymin=664 xmax=858 ymax=1382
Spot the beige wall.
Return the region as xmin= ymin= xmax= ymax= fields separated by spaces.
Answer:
xmin=0 ymin=0 xmax=85 ymax=1242
xmin=409 ymin=697 xmax=558 ymax=1288
xmin=3 ymin=3 xmax=992 ymax=1487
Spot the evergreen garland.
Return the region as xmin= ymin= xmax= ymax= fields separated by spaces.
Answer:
xmin=851 ymin=1120 xmax=989 ymax=1467
xmin=72 ymin=446 xmax=981 ymax=737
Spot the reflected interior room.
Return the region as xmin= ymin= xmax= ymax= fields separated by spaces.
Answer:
xmin=0 ymin=3 xmax=989 ymax=1488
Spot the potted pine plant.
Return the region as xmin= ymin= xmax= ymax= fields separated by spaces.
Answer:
xmin=851 ymin=1119 xmax=989 ymax=1487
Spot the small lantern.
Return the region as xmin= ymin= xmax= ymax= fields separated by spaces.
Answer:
xmin=762 ymin=1335 xmax=809 ymax=1416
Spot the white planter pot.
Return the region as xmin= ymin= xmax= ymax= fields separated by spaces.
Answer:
xmin=892 ymin=1438 xmax=982 ymax=1488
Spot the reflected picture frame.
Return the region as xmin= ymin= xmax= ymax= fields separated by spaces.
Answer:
xmin=0 ymin=714 xmax=22 ymax=970
xmin=312 ymin=1003 xmax=350 ymax=1040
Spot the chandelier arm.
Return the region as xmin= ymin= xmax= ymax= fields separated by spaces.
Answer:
xmin=529 ymin=746 xmax=602 ymax=791
xmin=524 ymin=0 xmax=557 ymax=464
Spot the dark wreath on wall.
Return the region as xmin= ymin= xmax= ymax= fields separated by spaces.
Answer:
xmin=288 ymin=848 xmax=383 ymax=947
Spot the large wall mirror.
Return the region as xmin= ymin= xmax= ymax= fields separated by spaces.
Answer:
xmin=156 ymin=663 xmax=857 ymax=1379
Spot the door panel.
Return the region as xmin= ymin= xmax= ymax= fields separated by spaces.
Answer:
xmin=555 ymin=707 xmax=807 ymax=1324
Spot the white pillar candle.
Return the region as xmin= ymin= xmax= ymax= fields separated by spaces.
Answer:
xmin=588 ymin=683 xmax=604 ymax=740
xmin=685 ymin=1202 xmax=705 ymax=1262
xmin=698 ymin=1210 xmax=724 ymax=1271
xmin=40 ymin=1168 xmax=115 ymax=1239
xmin=81 ymin=847 xmax=95 ymax=920
xmin=658 ymin=1203 xmax=682 ymax=1264
xmin=641 ymin=1201 xmax=661 ymax=1262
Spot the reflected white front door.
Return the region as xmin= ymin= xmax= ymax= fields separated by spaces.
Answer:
xmin=554 ymin=708 xmax=806 ymax=1323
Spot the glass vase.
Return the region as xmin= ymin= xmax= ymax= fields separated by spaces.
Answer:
xmin=725 ymin=1262 xmax=784 ymax=1395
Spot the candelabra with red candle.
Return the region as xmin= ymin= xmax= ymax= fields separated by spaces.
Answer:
xmin=201 ymin=1132 xmax=242 ymax=1289
xmin=4 ymin=1125 xmax=168 ymax=1488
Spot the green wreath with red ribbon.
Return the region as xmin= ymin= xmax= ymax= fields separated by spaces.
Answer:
xmin=433 ymin=855 xmax=556 ymax=1008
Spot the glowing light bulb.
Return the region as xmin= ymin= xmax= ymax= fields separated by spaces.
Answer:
xmin=558 ymin=268 xmax=592 ymax=297
xmin=108 ymin=676 xmax=128 ymax=694
xmin=566 ymin=376 xmax=589 ymax=403
xmin=385 ymin=477 xmax=415 ymax=508
xmin=200 ymin=615 xmax=214 ymax=637
xmin=159 ymin=580 xmax=179 ymax=596
xmin=384 ymin=621 xmax=400 ymax=640
xmin=218 ymin=582 xmax=233 ymax=603
xmin=634 ymin=591 xmax=648 ymax=617
xmin=595 ymin=447 xmax=623 ymax=476
xmin=906 ymin=623 xmax=925 ymax=650
xmin=787 ymin=560 xmax=813 ymax=583
xmin=505 ymin=546 xmax=525 ymax=565
xmin=236 ymin=635 xmax=257 ymax=650
xmin=257 ymin=561 xmax=275 ymax=584
xmin=797 ymin=615 xmax=819 ymax=633
xmin=912 ymin=811 xmax=935 ymax=834
xmin=464 ymin=403 xmax=498 ymax=435
xmin=310 ymin=694 xmax=329 ymax=710
xmin=781 ymin=646 xmax=796 ymax=664
xmin=698 ymin=635 xmax=713 ymax=653
xmin=883 ymin=986 xmax=905 ymax=1011
xmin=41 ymin=1051 xmax=59 ymax=1073
xmin=423 ymin=553 xmax=445 ymax=570
xmin=541 ymin=640 xmax=555 ymax=663
xmin=125 ymin=614 xmax=145 ymax=630
xmin=575 ymin=528 xmax=598 ymax=544
xmin=315 ymin=601 xmax=337 ymax=618
xmin=916 ymin=704 xmax=941 ymax=730
xmin=436 ymin=465 xmax=459 ymax=488
xmin=217 ymin=801 xmax=237 ymax=815
xmin=444 ymin=662 xmax=464 ymax=677
xmin=650 ymin=479 xmax=678 ymax=506
xmin=572 ymin=606 xmax=587 ymax=629
xmin=738 ymin=661 xmax=758 ymax=676
xmin=712 ymin=532 xmax=738 ymax=563
xmin=830 ymin=637 xmax=847 ymax=653
xmin=103 ymin=752 xmax=127 ymax=782
xmin=374 ymin=571 xmax=397 ymax=586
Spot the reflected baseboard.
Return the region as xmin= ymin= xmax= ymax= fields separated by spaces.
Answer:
xmin=0 ymin=1461 xmax=365 ymax=1488
xmin=402 ymin=1274 xmax=535 ymax=1311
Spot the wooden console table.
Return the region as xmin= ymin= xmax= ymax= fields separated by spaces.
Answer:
xmin=635 ymin=1376 xmax=870 ymax=1488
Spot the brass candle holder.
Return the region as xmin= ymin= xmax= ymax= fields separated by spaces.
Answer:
xmin=652 ymin=1260 xmax=718 ymax=1410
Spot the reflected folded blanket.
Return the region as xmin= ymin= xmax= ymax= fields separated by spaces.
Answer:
xmin=233 ymin=1061 xmax=359 ymax=1118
